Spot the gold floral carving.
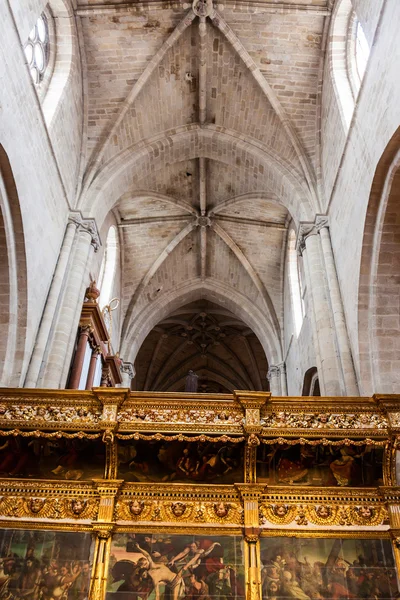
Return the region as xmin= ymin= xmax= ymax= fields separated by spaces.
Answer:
xmin=116 ymin=500 xmax=153 ymax=521
xmin=118 ymin=408 xmax=244 ymax=425
xmin=348 ymin=506 xmax=387 ymax=526
xmin=0 ymin=496 xmax=98 ymax=520
xmin=304 ymin=505 xmax=342 ymax=526
xmin=0 ymin=404 xmax=101 ymax=423
xmin=260 ymin=504 xmax=297 ymax=525
xmin=165 ymin=502 xmax=194 ymax=521
xmin=260 ymin=502 xmax=387 ymax=527
xmin=261 ymin=412 xmax=387 ymax=430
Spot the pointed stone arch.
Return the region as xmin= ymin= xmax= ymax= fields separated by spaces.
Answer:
xmin=120 ymin=277 xmax=283 ymax=369
xmin=80 ymin=125 xmax=313 ymax=227
xmin=358 ymin=127 xmax=400 ymax=393
xmin=0 ymin=146 xmax=28 ymax=386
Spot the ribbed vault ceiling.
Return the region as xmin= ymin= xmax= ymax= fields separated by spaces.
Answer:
xmin=134 ymin=300 xmax=269 ymax=392
xmin=76 ymin=0 xmax=328 ymax=371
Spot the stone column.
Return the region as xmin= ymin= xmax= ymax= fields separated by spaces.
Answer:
xmin=41 ymin=217 xmax=100 ymax=389
xmin=120 ymin=362 xmax=135 ymax=389
xmin=298 ymin=223 xmax=342 ymax=396
xmin=267 ymin=364 xmax=287 ymax=396
xmin=24 ymin=218 xmax=78 ymax=387
xmin=278 ymin=362 xmax=288 ymax=396
xmin=316 ymin=217 xmax=359 ymax=395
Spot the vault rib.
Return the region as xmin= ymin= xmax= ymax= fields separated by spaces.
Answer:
xmin=121 ymin=221 xmax=196 ymax=340
xmin=212 ymin=221 xmax=281 ymax=340
xmin=80 ymin=10 xmax=196 ymax=198
xmin=210 ymin=9 xmax=319 ymax=211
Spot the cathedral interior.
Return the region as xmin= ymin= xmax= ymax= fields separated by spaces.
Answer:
xmin=0 ymin=0 xmax=400 ymax=598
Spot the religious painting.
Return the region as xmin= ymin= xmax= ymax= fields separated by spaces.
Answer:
xmin=0 ymin=435 xmax=105 ymax=481
xmin=0 ymin=528 xmax=93 ymax=599
xmin=106 ymin=533 xmax=245 ymax=600
xmin=260 ymin=537 xmax=398 ymax=600
xmin=117 ymin=439 xmax=244 ymax=484
xmin=256 ymin=443 xmax=383 ymax=486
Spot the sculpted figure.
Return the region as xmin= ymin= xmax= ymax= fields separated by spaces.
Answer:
xmin=71 ymin=499 xmax=86 ymax=515
xmin=171 ymin=501 xmax=186 ymax=517
xmin=273 ymin=504 xmax=288 ymax=518
xmin=214 ymin=502 xmax=229 ymax=518
xmin=129 ymin=500 xmax=144 ymax=516
xmin=29 ymin=498 xmax=45 ymax=514
xmin=315 ymin=505 xmax=331 ymax=519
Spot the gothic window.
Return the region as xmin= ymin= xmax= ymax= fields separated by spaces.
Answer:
xmin=24 ymin=14 xmax=50 ymax=85
xmin=98 ymin=226 xmax=119 ymax=310
xmin=353 ymin=20 xmax=370 ymax=86
xmin=288 ymin=230 xmax=304 ymax=336
xmin=330 ymin=1 xmax=370 ymax=130
xmin=302 ymin=367 xmax=320 ymax=396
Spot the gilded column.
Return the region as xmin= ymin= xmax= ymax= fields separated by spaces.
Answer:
xmin=89 ymin=527 xmax=113 ymax=600
xmin=89 ymin=480 xmax=124 ymax=599
xmin=235 ymin=484 xmax=264 ymax=600
xmin=235 ymin=391 xmax=269 ymax=483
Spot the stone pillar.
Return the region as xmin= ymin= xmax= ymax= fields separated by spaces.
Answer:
xmin=24 ymin=218 xmax=77 ymax=387
xmin=316 ymin=217 xmax=359 ymax=395
xmin=120 ymin=362 xmax=135 ymax=389
xmin=267 ymin=364 xmax=287 ymax=396
xmin=278 ymin=362 xmax=288 ymax=396
xmin=298 ymin=223 xmax=342 ymax=396
xmin=41 ymin=217 xmax=100 ymax=389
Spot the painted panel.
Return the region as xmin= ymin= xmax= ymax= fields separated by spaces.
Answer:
xmin=107 ymin=534 xmax=245 ymax=600
xmin=260 ymin=537 xmax=398 ymax=599
xmin=0 ymin=436 xmax=105 ymax=481
xmin=117 ymin=440 xmax=244 ymax=484
xmin=257 ymin=443 xmax=383 ymax=486
xmin=0 ymin=528 xmax=92 ymax=598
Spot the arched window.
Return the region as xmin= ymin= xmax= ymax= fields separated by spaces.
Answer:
xmin=24 ymin=13 xmax=50 ymax=85
xmin=98 ymin=226 xmax=119 ymax=309
xmin=349 ymin=19 xmax=370 ymax=93
xmin=288 ymin=230 xmax=304 ymax=336
xmin=302 ymin=367 xmax=320 ymax=396
xmin=330 ymin=1 xmax=370 ymax=130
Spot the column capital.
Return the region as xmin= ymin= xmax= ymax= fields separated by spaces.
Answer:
xmin=68 ymin=211 xmax=101 ymax=252
xmin=267 ymin=365 xmax=280 ymax=380
xmin=120 ymin=361 xmax=135 ymax=380
xmin=296 ymin=221 xmax=316 ymax=255
xmin=276 ymin=361 xmax=286 ymax=375
xmin=315 ymin=214 xmax=329 ymax=232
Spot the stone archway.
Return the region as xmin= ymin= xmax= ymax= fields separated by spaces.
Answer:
xmin=358 ymin=128 xmax=400 ymax=393
xmin=120 ymin=277 xmax=283 ymax=371
xmin=0 ymin=146 xmax=28 ymax=386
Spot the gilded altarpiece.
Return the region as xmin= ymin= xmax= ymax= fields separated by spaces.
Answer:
xmin=0 ymin=389 xmax=398 ymax=600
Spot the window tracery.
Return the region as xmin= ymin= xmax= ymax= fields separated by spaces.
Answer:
xmin=24 ymin=14 xmax=50 ymax=85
